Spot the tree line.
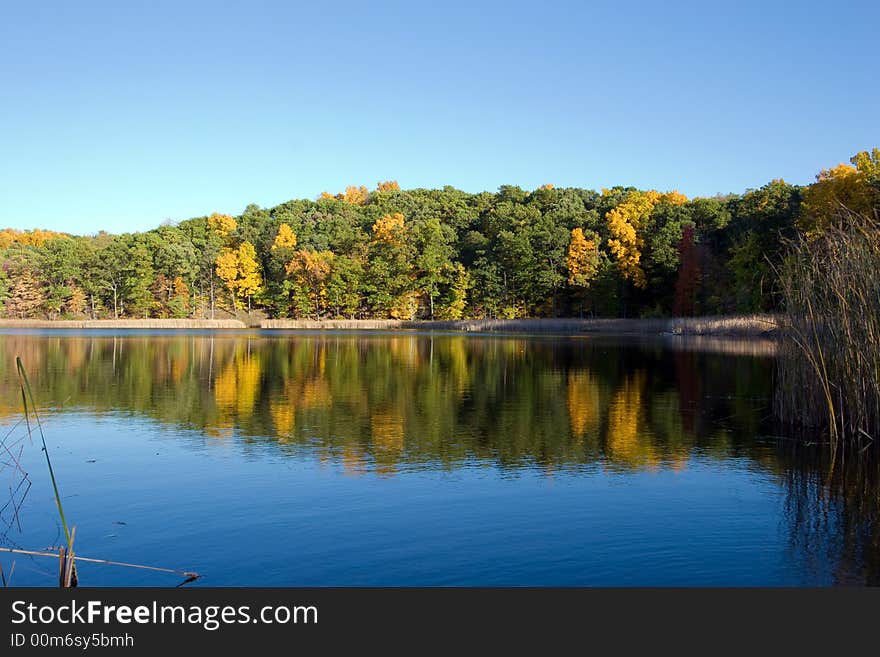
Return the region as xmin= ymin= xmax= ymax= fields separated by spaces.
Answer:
xmin=1 ymin=149 xmax=877 ymax=321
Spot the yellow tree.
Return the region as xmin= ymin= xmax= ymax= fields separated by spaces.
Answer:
xmin=0 ymin=229 xmax=14 ymax=249
xmin=343 ymin=185 xmax=369 ymax=205
xmin=851 ymin=147 xmax=880 ymax=180
xmin=376 ymin=180 xmax=400 ymax=192
xmin=371 ymin=212 xmax=405 ymax=244
xmin=663 ymin=190 xmax=689 ymax=206
xmin=215 ymin=248 xmax=240 ymax=309
xmin=800 ymin=154 xmax=878 ymax=235
xmin=0 ymin=228 xmax=67 ymax=247
xmin=272 ymin=223 xmax=298 ymax=251
xmin=236 ymin=242 xmax=263 ymax=313
xmin=285 ymin=249 xmax=334 ymax=317
xmin=207 ymin=212 xmax=237 ymax=239
xmin=65 ymin=287 xmax=88 ymax=316
xmin=215 ymin=241 xmax=263 ymax=312
xmin=317 ymin=186 xmax=369 ymax=204
xmin=566 ymin=228 xmax=600 ymax=288
xmin=605 ymin=190 xmax=685 ymax=288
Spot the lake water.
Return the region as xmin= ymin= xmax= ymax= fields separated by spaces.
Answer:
xmin=0 ymin=330 xmax=877 ymax=586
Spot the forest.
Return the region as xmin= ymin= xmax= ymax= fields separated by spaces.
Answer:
xmin=1 ymin=149 xmax=877 ymax=321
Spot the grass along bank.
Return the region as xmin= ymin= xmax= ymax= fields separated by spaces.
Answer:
xmin=260 ymin=314 xmax=778 ymax=336
xmin=0 ymin=319 xmax=248 ymax=329
xmin=0 ymin=315 xmax=779 ymax=336
xmin=775 ymin=209 xmax=880 ymax=446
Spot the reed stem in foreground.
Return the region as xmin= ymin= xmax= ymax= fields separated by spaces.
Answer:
xmin=775 ymin=208 xmax=880 ymax=447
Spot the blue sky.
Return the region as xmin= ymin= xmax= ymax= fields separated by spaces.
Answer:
xmin=1 ymin=0 xmax=877 ymax=235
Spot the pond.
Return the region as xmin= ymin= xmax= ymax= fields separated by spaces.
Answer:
xmin=0 ymin=330 xmax=877 ymax=586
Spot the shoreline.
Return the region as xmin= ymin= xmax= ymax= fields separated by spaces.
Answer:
xmin=0 ymin=315 xmax=779 ymax=337
xmin=0 ymin=319 xmax=248 ymax=329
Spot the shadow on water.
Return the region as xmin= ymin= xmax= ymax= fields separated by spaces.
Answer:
xmin=775 ymin=444 xmax=880 ymax=585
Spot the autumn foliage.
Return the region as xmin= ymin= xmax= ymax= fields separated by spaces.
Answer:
xmin=371 ymin=213 xmax=406 ymax=244
xmin=800 ymin=148 xmax=880 ymax=235
xmin=272 ymin=223 xmax=298 ymax=251
xmin=673 ymin=225 xmax=700 ymax=316
xmin=1 ymin=149 xmax=877 ymax=321
xmin=606 ymin=190 xmax=687 ymax=288
xmin=215 ymin=241 xmax=262 ymax=310
xmin=375 ymin=181 xmax=400 ymax=193
xmin=566 ymin=228 xmax=600 ymax=288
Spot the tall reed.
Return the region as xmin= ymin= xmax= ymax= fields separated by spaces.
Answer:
xmin=775 ymin=209 xmax=880 ymax=447
xmin=3 ymin=358 xmax=199 ymax=586
xmin=16 ymin=357 xmax=77 ymax=586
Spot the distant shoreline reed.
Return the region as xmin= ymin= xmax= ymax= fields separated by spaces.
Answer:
xmin=259 ymin=315 xmax=779 ymax=336
xmin=0 ymin=319 xmax=247 ymax=329
xmin=0 ymin=315 xmax=779 ymax=336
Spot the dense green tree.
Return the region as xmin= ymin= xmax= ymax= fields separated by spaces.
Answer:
xmin=2 ymin=150 xmax=875 ymax=321
xmin=39 ymin=237 xmax=83 ymax=317
xmin=123 ymin=235 xmax=157 ymax=318
xmin=411 ymin=217 xmax=455 ymax=319
xmin=325 ymin=255 xmax=364 ymax=318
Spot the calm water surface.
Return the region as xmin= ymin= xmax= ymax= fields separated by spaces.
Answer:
xmin=0 ymin=330 xmax=877 ymax=586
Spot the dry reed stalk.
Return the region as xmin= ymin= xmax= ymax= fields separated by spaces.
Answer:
xmin=8 ymin=358 xmax=201 ymax=587
xmin=0 ymin=546 xmax=200 ymax=585
xmin=775 ymin=208 xmax=880 ymax=446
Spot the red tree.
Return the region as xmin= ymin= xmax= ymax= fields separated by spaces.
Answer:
xmin=673 ymin=225 xmax=700 ymax=316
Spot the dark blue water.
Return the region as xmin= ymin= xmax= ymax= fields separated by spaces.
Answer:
xmin=0 ymin=331 xmax=873 ymax=586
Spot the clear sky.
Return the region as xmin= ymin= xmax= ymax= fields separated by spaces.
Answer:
xmin=1 ymin=0 xmax=877 ymax=235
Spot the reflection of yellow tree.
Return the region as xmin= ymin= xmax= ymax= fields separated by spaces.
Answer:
xmin=650 ymin=390 xmax=690 ymax=472
xmin=270 ymin=401 xmax=295 ymax=441
xmin=64 ymin=340 xmax=87 ymax=373
xmin=567 ymin=369 xmax=600 ymax=441
xmin=211 ymin=347 xmax=262 ymax=434
xmin=317 ymin=345 xmax=326 ymax=376
xmin=171 ymin=350 xmax=188 ymax=383
xmin=234 ymin=354 xmax=261 ymax=417
xmin=268 ymin=353 xmax=333 ymax=441
xmin=213 ymin=361 xmax=237 ymax=413
xmin=342 ymin=446 xmax=368 ymax=476
xmin=389 ymin=336 xmax=420 ymax=367
xmin=371 ymin=411 xmax=404 ymax=451
xmin=371 ymin=409 xmax=405 ymax=476
xmin=300 ymin=379 xmax=331 ymax=407
xmin=605 ymin=370 xmax=660 ymax=470
xmin=446 ymin=337 xmax=469 ymax=394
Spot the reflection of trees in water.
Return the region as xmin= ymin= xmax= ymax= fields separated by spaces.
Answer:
xmin=0 ymin=334 xmax=772 ymax=475
xmin=605 ymin=370 xmax=657 ymax=470
xmin=778 ymin=446 xmax=880 ymax=585
xmin=6 ymin=332 xmax=878 ymax=582
xmin=567 ymin=369 xmax=599 ymax=442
